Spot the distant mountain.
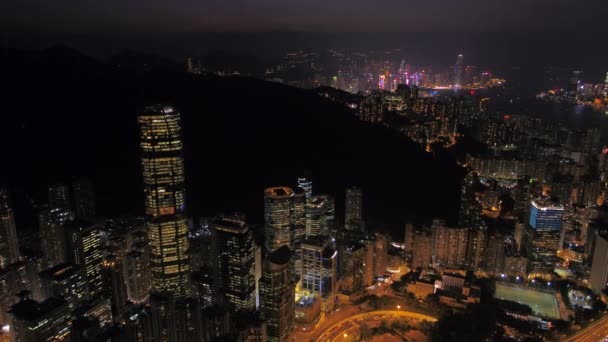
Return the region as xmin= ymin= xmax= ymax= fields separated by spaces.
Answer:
xmin=105 ymin=50 xmax=181 ymax=72
xmin=0 ymin=46 xmax=465 ymax=235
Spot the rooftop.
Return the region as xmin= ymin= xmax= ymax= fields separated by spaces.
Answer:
xmin=9 ymin=297 xmax=67 ymax=322
xmin=264 ymin=187 xmax=294 ymax=199
xmin=39 ymin=263 xmax=82 ymax=281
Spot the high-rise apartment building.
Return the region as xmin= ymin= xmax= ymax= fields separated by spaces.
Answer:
xmin=138 ymin=105 xmax=190 ymax=298
xmin=412 ymin=230 xmax=433 ymax=269
xmin=432 ymin=219 xmax=468 ymax=267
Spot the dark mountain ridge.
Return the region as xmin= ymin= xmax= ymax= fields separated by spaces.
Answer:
xmin=0 ymin=46 xmax=465 ymax=235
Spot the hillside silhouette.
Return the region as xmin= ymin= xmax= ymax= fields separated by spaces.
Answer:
xmin=0 ymin=46 xmax=465 ymax=234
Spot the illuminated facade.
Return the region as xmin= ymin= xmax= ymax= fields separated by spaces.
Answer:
xmin=211 ymin=215 xmax=256 ymax=312
xmin=453 ymin=54 xmax=464 ymax=88
xmin=65 ymin=221 xmax=103 ymax=299
xmin=39 ymin=263 xmax=89 ymax=310
xmin=124 ymin=249 xmax=151 ymax=304
xmin=305 ymin=195 xmax=334 ymax=238
xmin=359 ymin=91 xmax=384 ymax=124
xmin=0 ymin=189 xmax=20 ymax=268
xmin=292 ymin=188 xmax=306 ymax=280
xmin=297 ymin=176 xmax=312 ymax=203
xmin=138 ymin=105 xmax=190 ymax=298
xmin=432 ymin=219 xmax=468 ymax=267
xmin=525 ymin=199 xmax=564 ymax=275
xmin=260 ymin=246 xmax=294 ymax=342
xmin=301 ymin=237 xmax=337 ymax=312
xmin=264 ymin=187 xmax=294 ymax=252
xmin=529 ymin=200 xmax=564 ymax=231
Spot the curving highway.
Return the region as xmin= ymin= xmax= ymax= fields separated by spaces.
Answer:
xmin=316 ymin=310 xmax=438 ymax=341
xmin=563 ymin=315 xmax=608 ymax=342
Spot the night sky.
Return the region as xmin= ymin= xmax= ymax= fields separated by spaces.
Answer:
xmin=2 ymin=0 xmax=607 ymax=33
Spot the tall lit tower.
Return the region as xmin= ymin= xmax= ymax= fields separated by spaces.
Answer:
xmin=260 ymin=246 xmax=294 ymax=342
xmin=297 ymin=176 xmax=312 ymax=203
xmin=0 ymin=189 xmax=20 ymax=267
xmin=138 ymin=105 xmax=190 ymax=298
xmin=604 ymin=72 xmax=608 ymax=99
xmin=210 ymin=214 xmax=256 ymax=312
xmin=264 ymin=187 xmax=294 ymax=252
xmin=453 ymin=54 xmax=464 ymax=89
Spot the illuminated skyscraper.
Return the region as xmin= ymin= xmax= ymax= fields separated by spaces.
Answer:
xmin=65 ymin=221 xmax=104 ymax=298
xmin=344 ymin=186 xmax=363 ymax=231
xmin=124 ymin=249 xmax=151 ymax=304
xmin=0 ymin=189 xmax=20 ymax=267
xmin=264 ymin=187 xmax=294 ymax=252
xmin=138 ymin=105 xmax=190 ymax=298
xmin=260 ymin=246 xmax=294 ymax=342
xmin=39 ymin=263 xmax=88 ymax=310
xmin=210 ymin=214 xmax=256 ymax=312
xmin=297 ymin=176 xmax=312 ymax=203
xmin=453 ymin=54 xmax=464 ymax=88
xmin=525 ymin=199 xmax=564 ymax=275
xmin=292 ymin=188 xmax=306 ymax=280
xmin=432 ymin=219 xmax=468 ymax=267
xmin=305 ymin=196 xmax=327 ymax=238
xmin=301 ymin=236 xmax=337 ymax=312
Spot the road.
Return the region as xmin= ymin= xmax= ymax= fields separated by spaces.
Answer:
xmin=315 ymin=309 xmax=438 ymax=341
xmin=563 ymin=315 xmax=608 ymax=342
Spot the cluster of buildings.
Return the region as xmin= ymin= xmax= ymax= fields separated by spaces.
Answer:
xmin=0 ymin=105 xmax=407 ymax=342
xmin=188 ymin=50 xmax=504 ymax=94
xmin=537 ymin=70 xmax=608 ymax=112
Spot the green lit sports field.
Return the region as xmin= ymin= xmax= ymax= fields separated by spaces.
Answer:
xmin=495 ymin=283 xmax=560 ymax=319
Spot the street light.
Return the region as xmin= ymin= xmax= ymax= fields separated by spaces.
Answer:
xmin=397 ymin=305 xmax=401 ymax=311
xmin=343 ymin=333 xmax=348 ymax=339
